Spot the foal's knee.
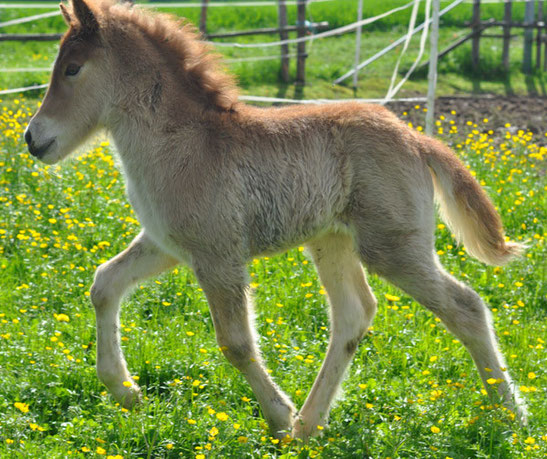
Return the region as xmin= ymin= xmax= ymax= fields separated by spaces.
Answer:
xmin=90 ymin=262 xmax=117 ymax=310
xmin=344 ymin=319 xmax=369 ymax=356
xmin=352 ymin=284 xmax=378 ymax=342
xmin=360 ymin=291 xmax=378 ymax=323
xmin=219 ymin=340 xmax=254 ymax=369
xmin=448 ymin=281 xmax=488 ymax=318
xmin=427 ymin=277 xmax=493 ymax=345
xmin=337 ymin=299 xmax=373 ymax=357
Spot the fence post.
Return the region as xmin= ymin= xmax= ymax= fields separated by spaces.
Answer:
xmin=199 ymin=0 xmax=209 ymax=35
xmin=278 ymin=0 xmax=290 ymax=83
xmin=296 ymin=0 xmax=307 ymax=86
xmin=523 ymin=0 xmax=535 ymax=73
xmin=537 ymin=0 xmax=544 ymax=69
xmin=472 ymin=0 xmax=481 ymax=73
xmin=426 ymin=0 xmax=440 ymax=136
xmin=353 ymin=0 xmax=364 ymax=92
xmin=502 ymin=0 xmax=512 ymax=71
xmin=544 ymin=0 xmax=547 ymax=71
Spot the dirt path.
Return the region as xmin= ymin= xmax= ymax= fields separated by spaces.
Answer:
xmin=387 ymin=95 xmax=546 ymax=135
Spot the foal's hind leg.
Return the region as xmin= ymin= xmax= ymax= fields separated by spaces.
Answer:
xmin=193 ymin=255 xmax=296 ymax=439
xmin=90 ymin=231 xmax=178 ymax=407
xmin=293 ymin=232 xmax=378 ymax=440
xmin=361 ymin=242 xmax=528 ymax=423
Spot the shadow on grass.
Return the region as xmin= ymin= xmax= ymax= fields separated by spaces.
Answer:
xmin=525 ymin=74 xmax=538 ymax=95
xmin=408 ymin=43 xmax=545 ymax=97
xmin=276 ymin=82 xmax=289 ymax=100
xmin=273 ymin=81 xmax=306 ymax=102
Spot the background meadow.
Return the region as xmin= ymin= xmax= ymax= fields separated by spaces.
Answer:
xmin=0 ymin=94 xmax=545 ymax=459
xmin=0 ymin=0 xmax=546 ymax=457
xmin=1 ymin=0 xmax=545 ymax=98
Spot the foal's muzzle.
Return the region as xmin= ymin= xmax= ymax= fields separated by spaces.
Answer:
xmin=24 ymin=126 xmax=55 ymax=159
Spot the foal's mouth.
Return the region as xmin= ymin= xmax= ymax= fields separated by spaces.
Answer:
xmin=28 ymin=138 xmax=56 ymax=159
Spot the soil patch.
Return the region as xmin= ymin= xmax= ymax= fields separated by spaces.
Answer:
xmin=387 ymin=95 xmax=546 ymax=135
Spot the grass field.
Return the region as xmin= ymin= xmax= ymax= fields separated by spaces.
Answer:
xmin=1 ymin=95 xmax=546 ymax=459
xmin=0 ymin=0 xmax=545 ymax=99
xmin=0 ymin=1 xmax=546 ymax=458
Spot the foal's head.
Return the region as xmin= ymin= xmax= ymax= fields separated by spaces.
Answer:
xmin=25 ymin=0 xmax=238 ymax=164
xmin=25 ymin=0 xmax=114 ymax=164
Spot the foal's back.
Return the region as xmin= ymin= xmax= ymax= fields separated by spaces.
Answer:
xmin=221 ymin=102 xmax=429 ymax=256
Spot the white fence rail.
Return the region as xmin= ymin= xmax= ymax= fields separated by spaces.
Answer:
xmin=0 ymin=0 xmax=467 ymax=125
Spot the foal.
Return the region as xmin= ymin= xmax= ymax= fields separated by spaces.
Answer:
xmin=25 ymin=0 xmax=527 ymax=439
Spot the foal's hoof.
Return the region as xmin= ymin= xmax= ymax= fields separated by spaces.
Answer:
xmin=291 ymin=416 xmax=325 ymax=441
xmin=268 ymin=402 xmax=297 ymax=440
xmin=110 ymin=382 xmax=142 ymax=409
xmin=511 ymin=403 xmax=529 ymax=427
xmin=121 ymin=384 xmax=142 ymax=409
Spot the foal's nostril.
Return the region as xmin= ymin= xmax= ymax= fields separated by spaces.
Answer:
xmin=24 ymin=129 xmax=32 ymax=146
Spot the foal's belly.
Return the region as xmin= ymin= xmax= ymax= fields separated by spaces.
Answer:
xmin=125 ymin=171 xmax=348 ymax=264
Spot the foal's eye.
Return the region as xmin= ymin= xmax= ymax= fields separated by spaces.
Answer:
xmin=65 ymin=63 xmax=81 ymax=76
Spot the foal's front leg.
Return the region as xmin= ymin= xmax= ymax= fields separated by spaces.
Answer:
xmin=193 ymin=256 xmax=296 ymax=438
xmin=90 ymin=231 xmax=178 ymax=407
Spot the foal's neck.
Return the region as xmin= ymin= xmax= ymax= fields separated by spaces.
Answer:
xmin=106 ymin=89 xmax=216 ymax=174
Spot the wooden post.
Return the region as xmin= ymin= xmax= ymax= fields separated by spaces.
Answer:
xmin=199 ymin=0 xmax=209 ymax=35
xmin=472 ymin=0 xmax=481 ymax=73
xmin=296 ymin=0 xmax=307 ymax=86
xmin=523 ymin=0 xmax=535 ymax=73
xmin=537 ymin=0 xmax=544 ymax=69
xmin=278 ymin=0 xmax=290 ymax=83
xmin=502 ymin=0 xmax=512 ymax=71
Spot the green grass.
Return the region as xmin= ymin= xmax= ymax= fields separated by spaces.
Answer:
xmin=0 ymin=0 xmax=544 ymax=98
xmin=0 ymin=96 xmax=545 ymax=459
xmin=0 ymin=1 xmax=545 ymax=457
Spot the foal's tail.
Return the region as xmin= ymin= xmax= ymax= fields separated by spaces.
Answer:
xmin=419 ymin=135 xmax=524 ymax=266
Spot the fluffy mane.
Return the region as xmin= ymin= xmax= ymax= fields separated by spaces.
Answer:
xmin=80 ymin=0 xmax=240 ymax=112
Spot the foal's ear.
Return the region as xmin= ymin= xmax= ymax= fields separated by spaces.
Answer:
xmin=71 ymin=0 xmax=99 ymax=33
xmin=59 ymin=3 xmax=72 ymax=25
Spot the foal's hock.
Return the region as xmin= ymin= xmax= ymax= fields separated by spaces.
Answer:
xmin=25 ymin=0 xmax=527 ymax=440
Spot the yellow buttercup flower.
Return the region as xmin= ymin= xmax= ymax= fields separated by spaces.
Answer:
xmin=14 ymin=402 xmax=29 ymax=413
xmin=384 ymin=293 xmax=400 ymax=302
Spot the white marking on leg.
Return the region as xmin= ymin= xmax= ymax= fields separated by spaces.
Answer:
xmin=294 ymin=233 xmax=377 ymax=439
xmin=370 ymin=250 xmax=528 ymax=425
xmin=90 ymin=231 xmax=177 ymax=407
xmin=433 ymin=268 xmax=528 ymax=423
xmin=194 ymin=257 xmax=296 ymax=438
